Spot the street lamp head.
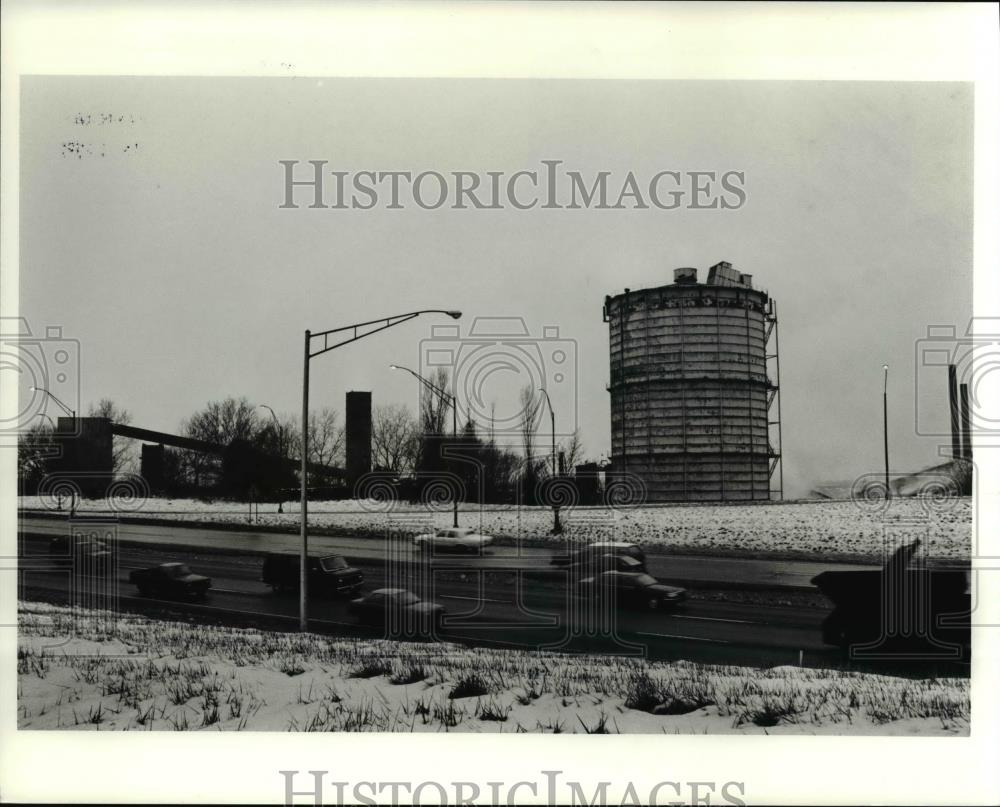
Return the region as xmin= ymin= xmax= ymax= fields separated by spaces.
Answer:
xmin=445 ymin=310 xmax=462 ymax=320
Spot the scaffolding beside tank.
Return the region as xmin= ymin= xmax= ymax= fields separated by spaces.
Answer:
xmin=603 ymin=261 xmax=782 ymax=502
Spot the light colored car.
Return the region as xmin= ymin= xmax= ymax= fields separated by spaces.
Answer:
xmin=413 ymin=527 xmax=493 ymax=554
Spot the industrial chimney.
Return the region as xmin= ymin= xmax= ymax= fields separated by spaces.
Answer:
xmin=948 ymin=364 xmax=961 ymax=459
xmin=960 ymin=383 xmax=973 ymax=460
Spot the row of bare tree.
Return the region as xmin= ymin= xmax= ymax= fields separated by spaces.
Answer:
xmin=18 ymin=376 xmax=586 ymax=502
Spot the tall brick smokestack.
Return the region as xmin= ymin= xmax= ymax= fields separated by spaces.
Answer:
xmin=960 ymin=382 xmax=973 ymax=460
xmin=948 ymin=364 xmax=961 ymax=459
xmin=345 ymin=391 xmax=372 ymax=487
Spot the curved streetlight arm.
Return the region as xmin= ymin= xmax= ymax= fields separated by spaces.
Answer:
xmin=258 ymin=404 xmax=282 ymax=441
xmin=258 ymin=403 xmax=283 ymax=446
xmin=390 ymin=362 xmax=460 ymax=528
xmin=30 ymin=386 xmax=75 ymax=418
xmin=537 ymin=387 xmax=557 ymax=476
xmin=537 ymin=387 xmax=554 ymax=418
xmin=391 ymin=364 xmax=455 ymax=406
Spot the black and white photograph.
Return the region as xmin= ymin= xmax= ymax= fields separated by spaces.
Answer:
xmin=2 ymin=2 xmax=998 ymax=805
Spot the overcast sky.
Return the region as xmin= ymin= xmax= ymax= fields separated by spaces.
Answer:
xmin=19 ymin=78 xmax=972 ymax=496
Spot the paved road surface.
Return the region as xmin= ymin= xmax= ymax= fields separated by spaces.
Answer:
xmin=18 ymin=513 xmax=881 ymax=590
xmin=19 ymin=532 xmax=834 ymax=667
xmin=16 ymin=525 xmax=970 ymax=676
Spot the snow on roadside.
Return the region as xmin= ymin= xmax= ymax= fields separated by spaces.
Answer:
xmin=19 ymin=495 xmax=972 ymax=561
xmin=17 ymin=601 xmax=968 ymax=735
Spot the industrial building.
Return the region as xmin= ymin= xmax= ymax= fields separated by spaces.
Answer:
xmin=603 ymin=261 xmax=782 ymax=502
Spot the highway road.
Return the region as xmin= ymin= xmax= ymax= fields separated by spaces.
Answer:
xmin=18 ymin=512 xmax=882 ymax=590
xmin=17 ymin=517 xmax=968 ymax=675
xmin=18 ymin=531 xmax=833 ymax=667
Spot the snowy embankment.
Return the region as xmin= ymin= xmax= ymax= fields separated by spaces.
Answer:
xmin=20 ymin=495 xmax=972 ymax=561
xmin=18 ymin=601 xmax=968 ymax=735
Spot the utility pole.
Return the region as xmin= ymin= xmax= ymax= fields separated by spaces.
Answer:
xmin=883 ymin=364 xmax=890 ymax=499
xmin=259 ymin=404 xmax=284 ymax=513
xmin=299 ymin=310 xmax=461 ymax=632
xmin=32 ymin=386 xmax=77 ymax=516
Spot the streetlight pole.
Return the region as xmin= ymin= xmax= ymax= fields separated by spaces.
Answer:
xmin=31 ymin=386 xmax=77 ymax=516
xmin=883 ymin=364 xmax=890 ymax=500
xmin=259 ymin=404 xmax=284 ymax=513
xmin=538 ymin=388 xmax=556 ymax=477
xmin=537 ymin=388 xmax=561 ymax=534
xmin=34 ymin=414 xmax=61 ymax=510
xmin=390 ymin=364 xmax=459 ymax=528
xmin=299 ymin=310 xmax=461 ymax=632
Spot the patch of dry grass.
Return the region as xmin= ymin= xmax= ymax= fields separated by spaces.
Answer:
xmin=18 ymin=601 xmax=969 ymax=734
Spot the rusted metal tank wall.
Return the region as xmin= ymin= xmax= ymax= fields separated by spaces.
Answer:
xmin=605 ymin=273 xmax=776 ymax=501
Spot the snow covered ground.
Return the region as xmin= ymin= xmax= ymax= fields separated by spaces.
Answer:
xmin=17 ymin=601 xmax=969 ymax=735
xmin=20 ymin=495 xmax=972 ymax=561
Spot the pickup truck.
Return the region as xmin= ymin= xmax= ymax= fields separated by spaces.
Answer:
xmin=812 ymin=540 xmax=970 ymax=662
xmin=262 ymin=552 xmax=364 ymax=597
xmin=129 ymin=563 xmax=212 ymax=600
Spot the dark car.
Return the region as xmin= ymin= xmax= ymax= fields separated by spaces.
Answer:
xmin=577 ymin=569 xmax=686 ymax=611
xmin=49 ymin=535 xmax=113 ymax=575
xmin=262 ymin=552 xmax=364 ymax=597
xmin=551 ymin=541 xmax=647 ymax=573
xmin=129 ymin=562 xmax=211 ymax=600
xmin=348 ymin=588 xmax=445 ymax=634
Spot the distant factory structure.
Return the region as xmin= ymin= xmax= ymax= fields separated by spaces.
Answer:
xmin=603 ymin=261 xmax=782 ymax=502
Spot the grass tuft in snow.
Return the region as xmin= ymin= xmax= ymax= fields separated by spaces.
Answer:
xmin=448 ymin=672 xmax=491 ymax=700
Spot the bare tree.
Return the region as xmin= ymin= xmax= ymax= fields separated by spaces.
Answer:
xmin=371 ymin=403 xmax=419 ymax=473
xmin=184 ymin=397 xmax=260 ymax=446
xmin=18 ymin=422 xmax=54 ymax=492
xmin=269 ymin=413 xmax=298 ymax=460
xmin=87 ymin=398 xmax=135 ymax=474
xmin=560 ymin=427 xmax=584 ymax=474
xmin=419 ymin=367 xmax=451 ymax=435
xmin=181 ymin=397 xmax=261 ymax=487
xmin=306 ymin=407 xmax=345 ymax=468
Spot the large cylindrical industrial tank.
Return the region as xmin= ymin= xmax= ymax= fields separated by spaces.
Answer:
xmin=603 ymin=262 xmax=780 ymax=502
